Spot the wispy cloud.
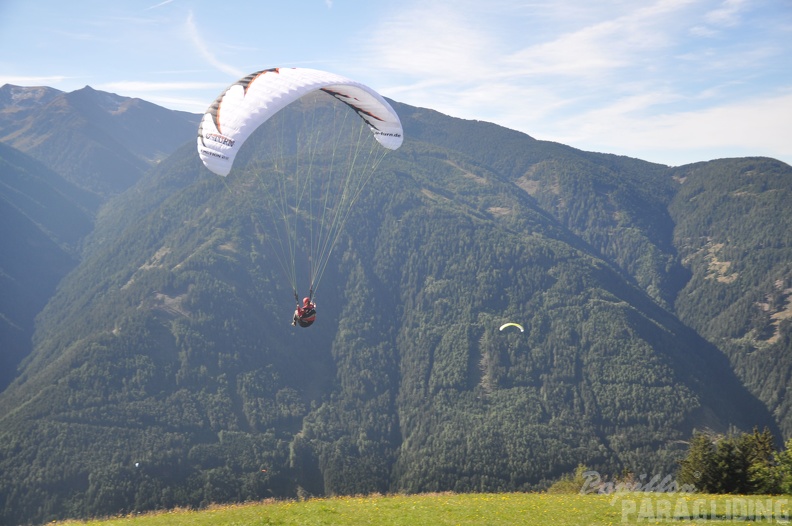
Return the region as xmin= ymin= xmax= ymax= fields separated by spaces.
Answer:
xmin=369 ymin=0 xmax=701 ymax=96
xmin=705 ymin=0 xmax=748 ymax=27
xmin=360 ymin=0 xmax=791 ymax=165
xmin=691 ymin=0 xmax=750 ymax=37
xmin=96 ymin=81 xmax=227 ymax=92
xmin=0 ymin=75 xmax=71 ymax=86
xmin=366 ymin=5 xmax=496 ymax=81
xmin=146 ymin=0 xmax=176 ymax=10
xmin=537 ymin=90 xmax=792 ymax=164
xmin=130 ymin=94 xmax=211 ymax=113
xmin=94 ymin=81 xmax=226 ymax=112
xmin=50 ymin=29 xmax=109 ymax=43
xmin=367 ymin=0 xmax=696 ymax=114
xmin=185 ymin=11 xmax=244 ymax=79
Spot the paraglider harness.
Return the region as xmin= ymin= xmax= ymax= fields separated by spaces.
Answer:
xmin=292 ymin=291 xmax=316 ymax=328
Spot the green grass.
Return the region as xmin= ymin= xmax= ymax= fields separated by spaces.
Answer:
xmin=58 ymin=493 xmax=791 ymax=526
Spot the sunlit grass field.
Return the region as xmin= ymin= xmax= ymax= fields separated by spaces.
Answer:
xmin=58 ymin=492 xmax=790 ymax=526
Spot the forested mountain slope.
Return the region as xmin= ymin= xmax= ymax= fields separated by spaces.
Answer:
xmin=0 ymin=143 xmax=96 ymax=390
xmin=0 ymin=93 xmax=783 ymax=524
xmin=668 ymin=158 xmax=792 ymax=436
xmin=394 ymin=101 xmax=792 ymax=436
xmin=392 ymin=103 xmax=683 ymax=310
xmin=0 ymin=85 xmax=199 ymax=392
xmin=0 ymin=84 xmax=199 ymax=197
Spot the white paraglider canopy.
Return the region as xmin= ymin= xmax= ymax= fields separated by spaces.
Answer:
xmin=197 ymin=67 xmax=403 ymax=177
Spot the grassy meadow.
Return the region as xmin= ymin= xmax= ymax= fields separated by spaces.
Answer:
xmin=56 ymin=492 xmax=790 ymax=526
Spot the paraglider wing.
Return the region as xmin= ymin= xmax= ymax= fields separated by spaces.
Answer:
xmin=499 ymin=322 xmax=524 ymax=333
xmin=197 ymin=67 xmax=403 ymax=176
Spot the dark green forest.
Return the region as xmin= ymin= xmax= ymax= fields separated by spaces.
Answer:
xmin=0 ymin=87 xmax=791 ymax=525
xmin=678 ymin=428 xmax=792 ymax=495
xmin=0 ymin=143 xmax=96 ymax=391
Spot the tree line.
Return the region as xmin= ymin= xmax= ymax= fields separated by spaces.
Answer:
xmin=550 ymin=428 xmax=792 ymax=495
xmin=678 ymin=428 xmax=792 ymax=494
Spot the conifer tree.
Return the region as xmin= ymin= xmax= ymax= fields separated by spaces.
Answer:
xmin=678 ymin=431 xmax=717 ymax=492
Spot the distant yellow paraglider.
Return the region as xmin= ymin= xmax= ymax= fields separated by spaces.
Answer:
xmin=499 ymin=322 xmax=524 ymax=333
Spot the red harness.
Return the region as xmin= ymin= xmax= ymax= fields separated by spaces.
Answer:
xmin=296 ymin=306 xmax=316 ymax=327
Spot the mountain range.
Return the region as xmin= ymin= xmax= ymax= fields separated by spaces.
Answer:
xmin=0 ymin=83 xmax=790 ymax=524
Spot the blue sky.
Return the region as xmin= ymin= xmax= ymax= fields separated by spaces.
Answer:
xmin=1 ymin=0 xmax=790 ymax=167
